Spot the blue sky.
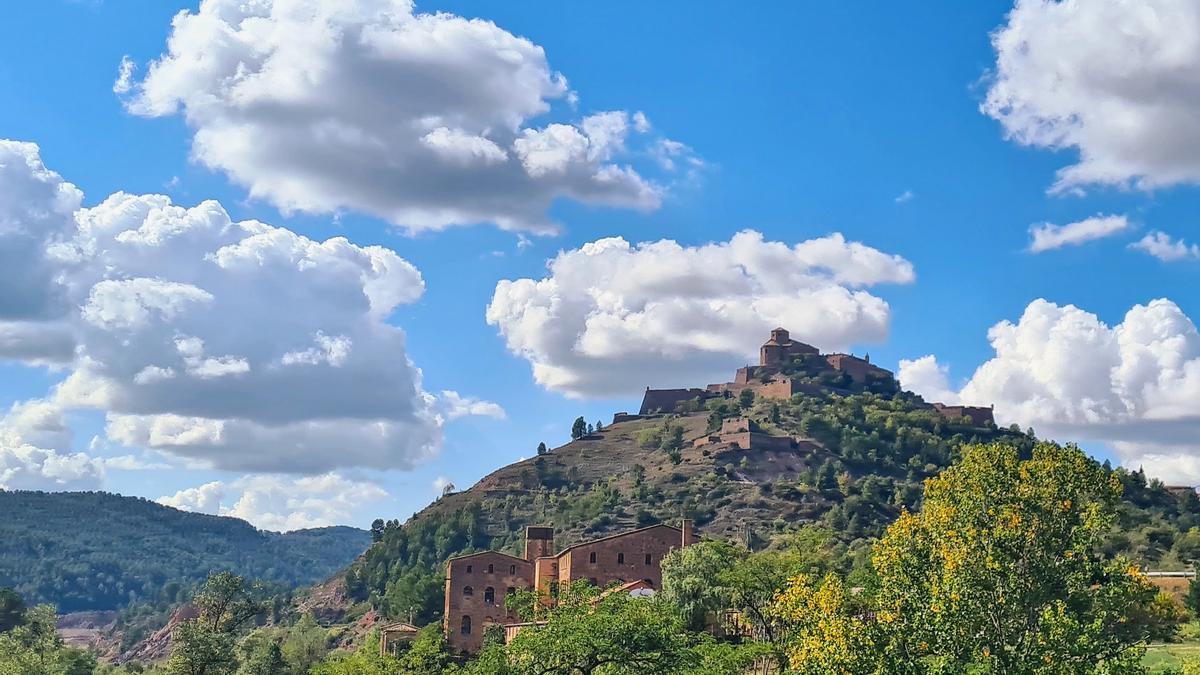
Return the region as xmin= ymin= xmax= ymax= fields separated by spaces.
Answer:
xmin=2 ymin=0 xmax=1200 ymax=529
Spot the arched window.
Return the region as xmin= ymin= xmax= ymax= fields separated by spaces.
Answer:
xmin=617 ymin=552 xmax=625 ymax=564
xmin=487 ymin=563 xmax=494 ymax=574
xmin=484 ymin=587 xmax=496 ymax=604
xmin=461 ymin=616 xmax=472 ymax=635
xmin=589 ymin=551 xmax=597 ymax=564
xmin=510 ymin=564 xmax=516 ymax=574
xmin=463 ymin=585 xmax=474 ymax=598
xmin=644 ymin=553 xmax=652 ymax=565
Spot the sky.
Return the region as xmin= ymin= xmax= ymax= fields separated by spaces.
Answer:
xmin=2 ymin=0 xmax=1200 ymax=531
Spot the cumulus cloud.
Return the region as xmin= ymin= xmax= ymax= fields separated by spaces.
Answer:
xmin=984 ymin=0 xmax=1200 ymax=192
xmin=1131 ymin=231 xmax=1200 ymax=262
xmin=439 ymin=390 xmax=506 ymax=420
xmin=902 ymin=298 xmax=1200 ymax=483
xmin=897 ymin=355 xmax=959 ymax=405
xmin=487 ymin=230 xmax=914 ymax=398
xmin=158 ymin=473 xmax=388 ymax=531
xmin=0 ymin=141 xmax=80 ymax=363
xmin=121 ymin=0 xmax=694 ymax=234
xmin=0 ymin=399 xmax=105 ymax=491
xmin=0 ymin=139 xmax=476 ymax=475
xmin=1027 ymin=214 xmax=1130 ymax=253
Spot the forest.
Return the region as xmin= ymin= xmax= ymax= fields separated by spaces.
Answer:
xmin=0 ymin=491 xmax=370 ymax=612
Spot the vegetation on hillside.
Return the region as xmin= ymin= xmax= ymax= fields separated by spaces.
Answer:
xmin=9 ymin=441 xmax=1200 ymax=673
xmin=0 ymin=491 xmax=370 ymax=612
xmin=343 ymin=384 xmax=1200 ymax=630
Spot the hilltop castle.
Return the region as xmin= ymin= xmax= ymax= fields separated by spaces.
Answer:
xmin=634 ymin=328 xmax=994 ymax=426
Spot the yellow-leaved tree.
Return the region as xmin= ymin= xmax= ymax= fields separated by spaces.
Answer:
xmin=771 ymin=442 xmax=1181 ymax=674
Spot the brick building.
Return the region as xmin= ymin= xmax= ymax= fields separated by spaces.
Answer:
xmin=931 ymin=402 xmax=995 ymax=427
xmin=443 ymin=522 xmax=697 ymax=652
xmin=759 ymin=327 xmax=819 ymax=366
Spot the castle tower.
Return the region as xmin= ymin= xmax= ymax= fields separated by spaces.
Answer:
xmin=524 ymin=526 xmax=555 ymax=561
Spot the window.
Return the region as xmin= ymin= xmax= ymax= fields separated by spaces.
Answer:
xmin=643 ymin=578 xmax=655 ymax=587
xmin=484 ymin=587 xmax=495 ymax=604
xmin=510 ymin=564 xmax=516 ymax=574
xmin=507 ymin=586 xmax=515 ymax=599
xmin=461 ymin=616 xmax=472 ymax=635
xmin=549 ymin=581 xmax=560 ymax=599
xmin=589 ymin=551 xmax=596 ymax=564
xmin=466 ymin=564 xmax=473 ymax=573
xmin=487 ymin=563 xmax=494 ymax=574
xmin=645 ymin=553 xmax=652 ymax=565
xmin=617 ymin=552 xmax=625 ymax=564
xmin=463 ymin=585 xmax=474 ymax=598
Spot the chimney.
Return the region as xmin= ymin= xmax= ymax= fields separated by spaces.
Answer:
xmin=680 ymin=518 xmax=693 ymax=547
xmin=524 ymin=526 xmax=555 ymax=561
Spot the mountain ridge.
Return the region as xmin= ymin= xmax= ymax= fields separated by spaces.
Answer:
xmin=0 ymin=489 xmax=370 ymax=613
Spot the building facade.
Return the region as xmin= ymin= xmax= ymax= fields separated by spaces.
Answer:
xmin=443 ymin=522 xmax=696 ymax=652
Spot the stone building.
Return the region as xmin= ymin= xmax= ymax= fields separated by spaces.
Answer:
xmin=759 ymin=327 xmax=819 ymax=366
xmin=443 ymin=521 xmax=696 ymax=652
xmin=823 ymin=352 xmax=892 ymax=384
xmin=637 ymin=328 xmax=894 ymax=415
xmin=931 ymin=403 xmax=995 ymax=427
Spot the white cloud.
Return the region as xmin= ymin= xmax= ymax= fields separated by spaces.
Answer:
xmin=1028 ymin=214 xmax=1129 ymax=253
xmin=158 ymin=480 xmax=225 ymax=514
xmin=894 ymin=190 xmax=914 ymax=204
xmin=0 ymin=398 xmax=105 ymax=491
xmin=904 ymin=298 xmax=1200 ymax=483
xmin=1131 ymin=231 xmax=1200 ymax=262
xmin=439 ymin=390 xmax=506 ymax=420
xmin=159 ymin=473 xmax=388 ymax=531
xmin=0 ymin=139 xmax=507 ymax=475
xmin=432 ymin=476 xmax=454 ymax=495
xmin=897 ymin=355 xmax=958 ymax=404
xmin=984 ymin=0 xmax=1200 ymax=192
xmin=486 ymin=230 xmax=914 ymax=398
xmin=122 ymin=0 xmax=691 ymax=234
xmin=112 ymin=55 xmax=135 ymax=94
xmin=0 ymin=140 xmax=81 ymax=364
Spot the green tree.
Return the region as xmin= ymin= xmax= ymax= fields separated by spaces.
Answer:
xmin=1186 ymin=561 xmax=1200 ymax=617
xmin=166 ymin=572 xmax=265 ymax=675
xmin=571 ymin=417 xmax=587 ymax=440
xmin=236 ymin=633 xmax=286 ymax=675
xmin=537 ymin=441 xmax=549 ymax=455
xmin=370 ymin=519 xmax=386 ymax=543
xmin=660 ymin=540 xmax=740 ymax=630
xmin=0 ymin=587 xmax=26 ymax=633
xmin=281 ymin=614 xmax=326 ymax=674
xmin=737 ymin=388 xmax=755 ymax=409
xmin=488 ymin=583 xmax=698 ymax=674
xmin=773 ymin=442 xmax=1181 ymax=673
xmin=0 ymin=604 xmax=97 ymax=675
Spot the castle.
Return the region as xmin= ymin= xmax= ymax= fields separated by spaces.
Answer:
xmin=635 ymin=328 xmax=994 ymax=426
xmin=637 ymin=327 xmax=895 ymax=416
xmin=442 ymin=522 xmax=696 ymax=652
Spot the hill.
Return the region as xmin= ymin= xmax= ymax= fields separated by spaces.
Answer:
xmin=0 ymin=490 xmax=370 ymax=613
xmin=340 ymin=374 xmax=1200 ymax=629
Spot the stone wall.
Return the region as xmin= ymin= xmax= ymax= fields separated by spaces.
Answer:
xmin=638 ymin=388 xmax=712 ymax=415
